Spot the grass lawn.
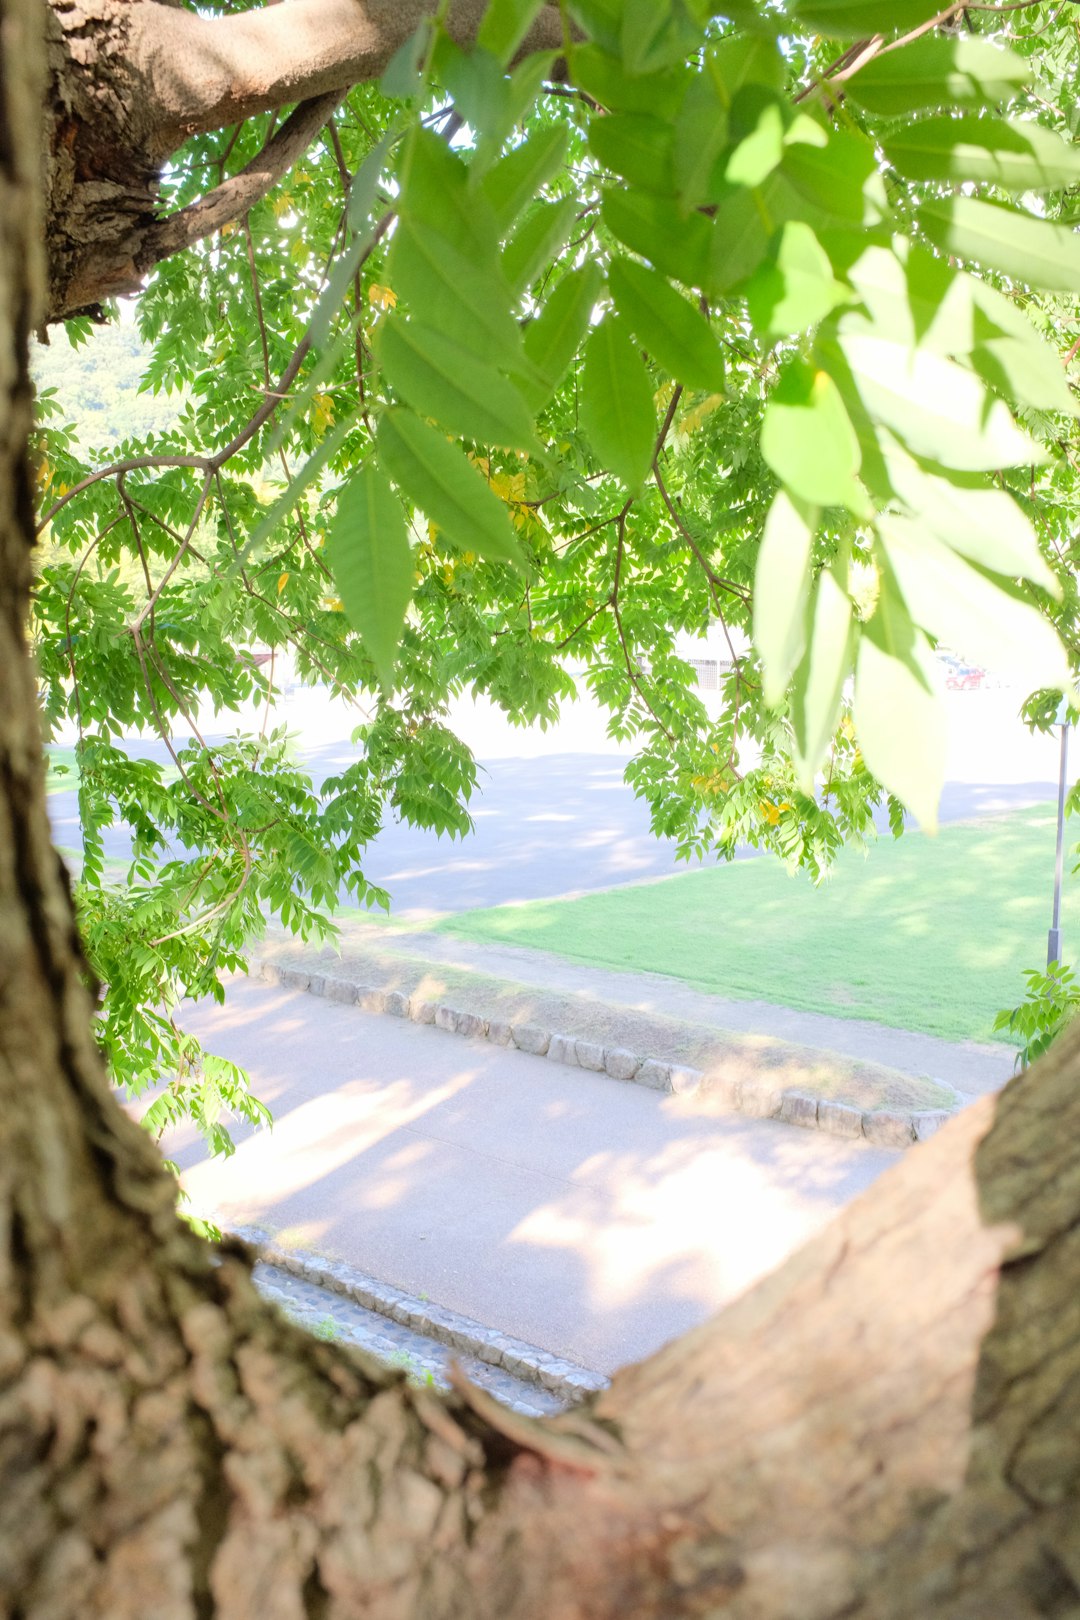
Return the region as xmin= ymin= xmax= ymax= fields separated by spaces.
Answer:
xmin=433 ymin=804 xmax=1079 ymax=1045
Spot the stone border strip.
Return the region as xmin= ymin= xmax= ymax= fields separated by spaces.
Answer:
xmin=229 ymin=1223 xmax=607 ymax=1403
xmin=251 ymin=958 xmax=953 ymax=1150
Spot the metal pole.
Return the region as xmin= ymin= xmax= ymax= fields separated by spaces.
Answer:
xmin=1048 ymin=720 xmax=1069 ymax=968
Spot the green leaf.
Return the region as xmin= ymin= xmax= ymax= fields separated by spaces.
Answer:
xmin=836 ymin=332 xmax=1044 ymax=471
xmin=621 ymin=0 xmax=673 ymax=75
xmin=570 ymin=42 xmax=689 ymax=118
xmin=828 ymin=242 xmax=1072 ymax=420
xmin=324 ymin=466 xmax=414 ymax=693
xmin=481 ymin=124 xmax=570 ymax=232
xmin=882 ymin=439 xmax=1059 ymax=593
xmin=388 ymin=219 xmax=525 ymax=370
xmin=397 ymin=126 xmax=500 ymax=261
xmin=588 ymin=113 xmax=675 ymax=194
xmin=608 ymin=256 xmax=725 ymax=390
xmin=620 ymin=0 xmax=701 ymax=74
xmin=919 ymin=196 xmax=1080 ymax=295
xmin=878 ymin=515 xmax=1071 ymax=692
xmin=968 ymin=280 xmax=1079 ymax=418
xmin=845 ymin=36 xmax=1031 ymax=118
xmin=505 ymin=49 xmax=558 ymax=128
xmin=780 ymin=130 xmax=885 ymax=226
xmin=673 ymin=73 xmax=730 ymax=209
xmin=346 ymin=132 xmax=393 ymax=232
xmin=854 ymin=580 xmax=944 ymax=830
xmin=746 ymin=221 xmax=848 ymax=338
xmin=522 ymin=262 xmax=603 ymax=408
xmin=725 ymin=97 xmax=785 ymax=188
xmin=883 ymin=115 xmax=1080 ymax=192
xmin=794 ymin=0 xmax=941 ymax=40
xmin=375 ymin=317 xmax=542 ymax=453
xmin=477 ymin=0 xmax=545 ymax=64
xmin=707 ymin=33 xmax=786 ymax=102
xmin=602 ymin=188 xmax=714 ymax=289
xmin=790 ymin=566 xmax=854 ymax=787
xmin=833 ymin=240 xmax=972 ymax=354
xmin=437 ymin=44 xmax=513 ymax=142
xmin=580 ymin=316 xmax=657 ymax=492
xmin=566 ymin=0 xmax=621 ymax=55
xmin=707 ymin=182 xmax=775 ymax=293
xmin=760 ymin=362 xmax=865 ymax=511
xmin=754 ymin=491 xmax=818 ymax=706
xmin=380 ymin=23 xmax=428 ymax=99
xmin=502 ymin=195 xmax=578 ymax=293
xmin=376 ymin=409 xmax=524 ymax=569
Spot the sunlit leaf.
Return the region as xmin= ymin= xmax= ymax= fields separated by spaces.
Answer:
xmin=837 ymin=332 xmax=1044 ymax=471
xmin=878 ymin=514 xmax=1070 ymax=692
xmin=919 ymin=196 xmax=1080 ymax=295
xmin=845 ymin=35 xmax=1031 ymax=117
xmin=760 ymin=362 xmax=865 ymax=510
xmin=746 ymin=221 xmax=848 ymax=337
xmin=754 ymin=491 xmax=819 ymax=706
xmin=790 ymin=567 xmax=854 ymax=787
xmin=324 ymin=465 xmax=413 ymax=692
xmin=853 ymin=575 xmax=945 ymax=830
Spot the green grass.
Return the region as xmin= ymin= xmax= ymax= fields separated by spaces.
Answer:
xmin=433 ymin=805 xmax=1079 ymax=1046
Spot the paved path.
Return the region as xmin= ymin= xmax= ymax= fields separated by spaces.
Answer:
xmin=353 ymin=925 xmax=1008 ymax=1099
xmin=168 ymin=979 xmax=900 ymax=1375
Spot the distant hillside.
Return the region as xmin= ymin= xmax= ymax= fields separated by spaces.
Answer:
xmin=32 ymin=321 xmax=183 ymax=450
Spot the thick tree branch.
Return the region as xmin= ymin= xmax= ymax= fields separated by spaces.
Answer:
xmin=143 ymin=91 xmax=343 ymax=263
xmin=131 ymin=0 xmax=564 ymax=148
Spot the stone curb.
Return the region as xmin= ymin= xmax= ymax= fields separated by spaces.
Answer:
xmin=228 ymin=1223 xmax=608 ymax=1403
xmin=251 ymin=958 xmax=955 ymax=1150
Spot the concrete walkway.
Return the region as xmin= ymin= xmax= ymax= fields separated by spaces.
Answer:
xmin=312 ymin=921 xmax=1010 ymax=1100
xmin=170 ymin=979 xmax=900 ymax=1375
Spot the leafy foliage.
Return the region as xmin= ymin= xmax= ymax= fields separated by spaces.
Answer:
xmin=994 ymin=962 xmax=1080 ymax=1070
xmin=33 ymin=0 xmax=1080 ymax=1145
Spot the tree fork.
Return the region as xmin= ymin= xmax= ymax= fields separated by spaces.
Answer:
xmin=41 ymin=0 xmax=563 ymax=320
xmin=6 ymin=0 xmax=1080 ymax=1612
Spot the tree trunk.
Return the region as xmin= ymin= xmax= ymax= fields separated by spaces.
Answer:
xmin=6 ymin=0 xmax=1080 ymax=1613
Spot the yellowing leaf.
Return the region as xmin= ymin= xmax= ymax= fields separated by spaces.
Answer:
xmin=368 ymin=282 xmax=398 ymax=310
xmin=277 ymin=572 xmax=289 ymax=595
xmin=312 ymin=392 xmax=335 ymax=436
xmin=679 ymin=393 xmax=725 ymax=436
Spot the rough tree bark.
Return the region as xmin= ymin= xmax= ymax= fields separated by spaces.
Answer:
xmin=42 ymin=0 xmax=563 ymax=320
xmin=5 ymin=0 xmax=1080 ymax=1614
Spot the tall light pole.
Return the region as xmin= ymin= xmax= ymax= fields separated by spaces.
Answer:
xmin=1048 ymin=702 xmax=1071 ymax=969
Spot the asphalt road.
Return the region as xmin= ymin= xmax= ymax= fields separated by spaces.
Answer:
xmin=47 ymin=745 xmax=1058 ymax=917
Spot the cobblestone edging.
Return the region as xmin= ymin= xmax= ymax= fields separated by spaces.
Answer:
xmin=231 ymin=1223 xmax=608 ymax=1405
xmin=253 ymin=1263 xmax=566 ymax=1417
xmin=251 ymin=958 xmax=954 ymax=1150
